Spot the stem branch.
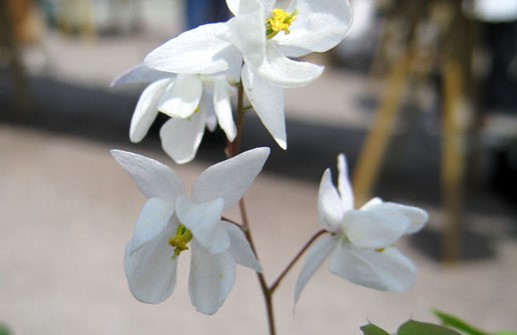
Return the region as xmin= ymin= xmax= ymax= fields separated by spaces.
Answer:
xmin=269 ymin=229 xmax=328 ymax=293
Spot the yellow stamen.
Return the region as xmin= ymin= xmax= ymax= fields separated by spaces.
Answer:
xmin=168 ymin=224 xmax=193 ymax=259
xmin=265 ymin=9 xmax=298 ymax=39
xmin=375 ymin=248 xmax=385 ymax=253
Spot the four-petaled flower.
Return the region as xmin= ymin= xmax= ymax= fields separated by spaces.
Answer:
xmin=112 ymin=64 xmax=237 ymax=164
xmin=295 ymin=154 xmax=428 ymax=303
xmin=112 ymin=147 xmax=269 ymax=314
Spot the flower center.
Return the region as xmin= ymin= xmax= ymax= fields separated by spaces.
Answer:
xmin=168 ymin=224 xmax=193 ymax=259
xmin=265 ymin=8 xmax=298 ymax=39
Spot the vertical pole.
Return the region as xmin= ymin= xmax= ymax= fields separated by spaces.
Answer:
xmin=0 ymin=0 xmax=30 ymax=115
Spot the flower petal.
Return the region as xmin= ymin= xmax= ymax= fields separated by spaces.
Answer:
xmin=367 ymin=202 xmax=429 ymax=234
xmin=337 ymin=154 xmax=354 ymax=211
xmin=192 ymin=147 xmax=270 ymax=210
xmin=318 ymin=169 xmax=345 ymax=232
xmin=145 ymin=23 xmax=237 ymax=74
xmin=130 ymin=78 xmax=171 ymax=143
xmin=274 ymin=0 xmax=353 ymax=54
xmin=111 ymin=64 xmax=171 ymax=86
xmin=221 ymin=220 xmax=262 ymax=272
xmin=189 ymin=240 xmax=236 ymax=315
xmin=222 ymin=0 xmax=266 ymax=69
xmin=159 ymin=74 xmax=202 ymax=119
xmin=360 ymin=197 xmax=383 ymax=210
xmin=342 ymin=207 xmax=411 ymax=249
xmin=329 ymin=245 xmax=416 ymax=292
xmin=127 ymin=197 xmax=175 ymax=253
xmin=111 ymin=150 xmax=186 ymax=202
xmin=213 ymin=76 xmax=237 ymax=141
xmin=255 ymin=43 xmax=324 ymax=88
xmin=124 ymin=223 xmax=178 ymax=303
xmin=159 ymin=113 xmax=206 ymax=164
xmin=294 ymin=234 xmax=336 ymax=304
xmin=242 ymin=64 xmax=287 ymax=149
xmin=226 ymin=0 xmax=274 ymax=16
xmin=175 ymin=196 xmax=230 ymax=254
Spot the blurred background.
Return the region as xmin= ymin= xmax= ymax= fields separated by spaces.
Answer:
xmin=1 ymin=0 xmax=516 ymax=334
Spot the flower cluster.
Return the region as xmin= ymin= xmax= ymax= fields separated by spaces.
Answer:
xmin=114 ymin=0 xmax=353 ymax=163
xmin=110 ymin=0 xmax=429 ymax=323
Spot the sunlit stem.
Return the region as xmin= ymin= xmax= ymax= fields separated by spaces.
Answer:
xmin=225 ymin=80 xmax=327 ymax=335
xmin=269 ymin=229 xmax=328 ymax=293
xmin=225 ymin=80 xmax=276 ymax=335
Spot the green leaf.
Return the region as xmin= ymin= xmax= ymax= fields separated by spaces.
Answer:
xmin=0 ymin=323 xmax=10 ymax=335
xmin=360 ymin=322 xmax=391 ymax=335
xmin=433 ymin=310 xmax=489 ymax=335
xmin=398 ymin=320 xmax=462 ymax=335
xmin=495 ymin=333 xmax=517 ymax=335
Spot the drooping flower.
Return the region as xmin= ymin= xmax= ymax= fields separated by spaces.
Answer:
xmin=111 ymin=147 xmax=269 ymax=314
xmin=143 ymin=0 xmax=353 ymax=150
xmin=295 ymin=154 xmax=428 ymax=304
xmin=112 ymin=64 xmax=237 ymax=164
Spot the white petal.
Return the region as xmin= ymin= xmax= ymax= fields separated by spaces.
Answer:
xmin=124 ymin=223 xmax=178 ymax=303
xmin=145 ymin=23 xmax=237 ymax=74
xmin=197 ymin=85 xmax=217 ymax=132
xmin=294 ymin=234 xmax=336 ymax=304
xmin=221 ymin=220 xmax=262 ymax=272
xmin=130 ymin=78 xmax=171 ymax=143
xmin=226 ymin=0 xmax=274 ymax=15
xmin=213 ymin=77 xmax=237 ymax=141
xmin=111 ymin=150 xmax=186 ymax=202
xmin=255 ymin=43 xmax=324 ymax=88
xmin=226 ymin=0 xmax=240 ymax=16
xmin=221 ymin=0 xmax=266 ymax=69
xmin=192 ymin=147 xmax=270 ymax=210
xmin=176 ymin=196 xmax=230 ymax=254
xmin=360 ymin=197 xmax=383 ymax=210
xmin=337 ymin=154 xmax=354 ymax=211
xmin=160 ymin=113 xmax=206 ymax=164
xmin=242 ymin=65 xmax=287 ymax=149
xmin=127 ymin=198 xmax=175 ymax=253
xmin=111 ymin=64 xmax=171 ymax=86
xmin=369 ymin=202 xmax=429 ymax=234
xmin=274 ymin=0 xmax=353 ymax=53
xmin=318 ymin=169 xmax=345 ymax=232
xmin=189 ymin=241 xmax=236 ymax=315
xmin=329 ymin=245 xmax=416 ymax=292
xmin=159 ymin=74 xmax=202 ymax=119
xmin=342 ymin=207 xmax=410 ymax=249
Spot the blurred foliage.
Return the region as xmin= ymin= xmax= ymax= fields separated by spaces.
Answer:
xmin=433 ymin=310 xmax=517 ymax=335
xmin=0 ymin=323 xmax=10 ymax=335
xmin=360 ymin=310 xmax=517 ymax=335
xmin=361 ymin=320 xmax=461 ymax=335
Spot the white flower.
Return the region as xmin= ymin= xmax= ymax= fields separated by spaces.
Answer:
xmin=223 ymin=0 xmax=353 ymax=88
xmin=112 ymin=64 xmax=237 ymax=164
xmin=143 ymin=0 xmax=352 ymax=150
xmin=295 ymin=154 xmax=428 ymax=304
xmin=111 ymin=147 xmax=269 ymax=314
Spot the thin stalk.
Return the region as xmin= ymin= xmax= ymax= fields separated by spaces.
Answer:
xmin=269 ymin=229 xmax=328 ymax=293
xmin=226 ymin=82 xmax=246 ymax=158
xmin=239 ymin=198 xmax=276 ymax=335
xmin=226 ymin=81 xmax=277 ymax=335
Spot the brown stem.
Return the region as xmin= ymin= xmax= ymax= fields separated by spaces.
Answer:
xmin=269 ymin=229 xmax=328 ymax=293
xmin=225 ymin=81 xmax=276 ymax=335
xmin=239 ymin=199 xmax=276 ymax=335
xmin=225 ymin=82 xmax=246 ymax=158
